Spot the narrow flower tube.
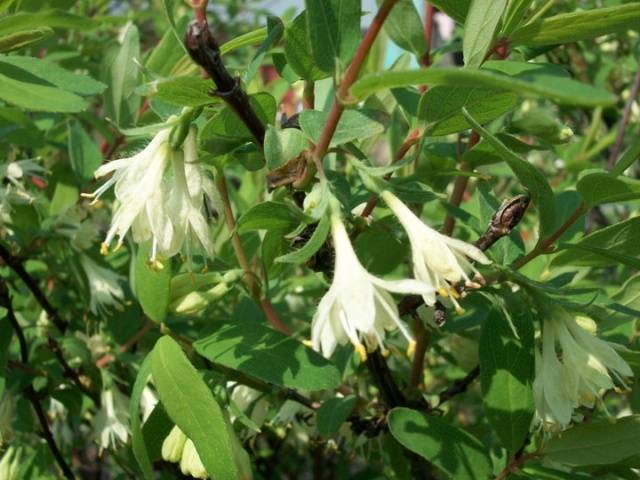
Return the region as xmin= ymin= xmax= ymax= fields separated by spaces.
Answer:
xmin=311 ymin=213 xmax=434 ymax=360
xmin=381 ymin=190 xmax=490 ymax=313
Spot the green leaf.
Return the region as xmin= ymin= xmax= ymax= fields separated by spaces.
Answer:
xmin=316 ymin=395 xmax=356 ymax=437
xmin=463 ymin=107 xmax=556 ymax=240
xmin=388 ymin=407 xmax=493 ymax=479
xmin=244 ymin=16 xmax=284 ymax=84
xmin=428 ymin=0 xmax=471 ymax=24
xmin=200 ymin=92 xmax=275 ymax=141
xmin=611 ymin=137 xmax=640 ymax=177
xmin=418 ymin=86 xmax=517 ymax=136
xmin=0 ymin=72 xmax=87 ymax=112
xmin=552 ymin=216 xmax=640 ymax=268
xmin=264 ymin=126 xmax=308 ymax=170
xmin=161 ymin=0 xmax=186 ymax=52
xmin=577 ymin=171 xmax=640 ymax=206
xmin=220 ymin=27 xmax=268 ymax=56
xmin=510 ymin=4 xmax=640 ymax=47
xmin=0 ymin=26 xmax=53 ymax=52
xmin=305 ymin=0 xmax=360 ymax=72
xmin=193 ymin=321 xmax=341 ymax=391
xmin=350 ymin=61 xmax=616 ymax=107
xmin=104 ymin=22 xmax=141 ymax=127
xmin=129 ymin=355 xmax=153 ymax=480
xmin=543 ymin=415 xmax=640 ymax=466
xmin=501 ymin=0 xmax=535 ymax=36
xmin=0 ymin=56 xmax=106 ymax=96
xmin=300 ymin=109 xmax=386 ymax=147
xmin=479 ymin=297 xmax=534 ymax=452
xmin=463 ymin=0 xmax=507 ymax=68
xmin=134 ymin=242 xmax=171 ymax=323
xmin=276 ymin=215 xmax=331 ymax=265
xmin=145 ymin=15 xmax=190 ymax=77
xmin=67 ymin=121 xmax=102 ymax=182
xmin=0 ymin=312 xmax=12 ymax=398
xmin=0 ymin=9 xmax=97 ymax=38
xmin=236 ymin=201 xmax=308 ymax=234
xmin=152 ymin=336 xmax=239 ymax=479
xmin=153 ymin=76 xmax=220 ymax=107
xmin=381 ymin=0 xmax=426 ymax=56
xmin=284 ymin=12 xmax=330 ymax=81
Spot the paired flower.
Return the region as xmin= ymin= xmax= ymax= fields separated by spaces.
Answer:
xmin=83 ymin=121 xmax=214 ymax=266
xmin=381 ymin=190 xmax=490 ymax=313
xmin=534 ymin=307 xmax=632 ymax=430
xmin=161 ymin=426 xmax=208 ymax=479
xmin=311 ymin=212 xmax=433 ymax=360
xmin=80 ymin=254 xmax=125 ymax=315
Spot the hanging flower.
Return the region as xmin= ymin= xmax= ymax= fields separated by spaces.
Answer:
xmin=82 ymin=121 xmax=214 ymax=266
xmin=80 ymin=254 xmax=125 ymax=315
xmin=311 ymin=213 xmax=433 ymax=360
xmin=94 ymin=386 xmax=130 ymax=453
xmin=0 ymin=446 xmax=21 ymax=480
xmin=381 ymin=190 xmax=490 ymax=313
xmin=161 ymin=426 xmax=208 ymax=479
xmin=534 ymin=307 xmax=632 ymax=431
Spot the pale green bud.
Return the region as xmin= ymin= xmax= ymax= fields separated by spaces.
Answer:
xmin=161 ymin=425 xmax=187 ymax=463
xmin=0 ymin=447 xmax=21 ymax=480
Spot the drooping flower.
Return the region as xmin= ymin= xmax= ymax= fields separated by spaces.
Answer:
xmin=311 ymin=213 xmax=434 ymax=360
xmin=80 ymin=254 xmax=125 ymax=315
xmin=161 ymin=426 xmax=208 ymax=479
xmin=534 ymin=307 xmax=632 ymax=431
xmin=161 ymin=425 xmax=188 ymax=463
xmin=0 ymin=446 xmax=21 ymax=480
xmin=94 ymin=386 xmax=130 ymax=453
xmin=83 ymin=121 xmax=214 ymax=266
xmin=381 ymin=190 xmax=490 ymax=313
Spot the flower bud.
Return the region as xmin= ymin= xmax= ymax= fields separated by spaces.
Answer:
xmin=161 ymin=425 xmax=187 ymax=463
xmin=180 ymin=439 xmax=208 ymax=479
xmin=0 ymin=447 xmax=21 ymax=480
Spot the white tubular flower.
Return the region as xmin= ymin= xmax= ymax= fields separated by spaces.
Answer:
xmin=80 ymin=255 xmax=125 ymax=315
xmin=534 ymin=307 xmax=633 ymax=431
xmin=311 ymin=214 xmax=434 ymax=360
xmin=83 ymin=122 xmax=214 ymax=266
xmin=381 ymin=190 xmax=490 ymax=313
xmin=0 ymin=446 xmax=21 ymax=480
xmin=180 ymin=439 xmax=208 ymax=479
xmin=94 ymin=387 xmax=130 ymax=453
xmin=162 ymin=425 xmax=187 ymax=463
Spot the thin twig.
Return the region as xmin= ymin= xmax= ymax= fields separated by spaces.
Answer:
xmin=215 ymin=173 xmax=290 ymax=334
xmin=95 ymin=319 xmax=154 ymax=368
xmin=495 ymin=452 xmax=537 ymax=480
xmin=365 ymin=348 xmax=408 ymax=408
xmin=437 ymin=365 xmax=480 ymax=405
xmin=0 ymin=280 xmax=75 ymax=480
xmin=607 ymin=65 xmax=640 ymax=169
xmin=311 ymin=0 xmax=399 ymax=178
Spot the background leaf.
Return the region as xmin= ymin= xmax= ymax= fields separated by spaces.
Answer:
xmin=463 ymin=0 xmax=507 ymax=68
xmin=133 ymin=242 xmax=171 ymax=323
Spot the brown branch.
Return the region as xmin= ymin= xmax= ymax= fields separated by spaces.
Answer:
xmin=95 ymin=319 xmax=154 ymax=368
xmin=185 ymin=21 xmax=266 ymax=149
xmin=310 ymin=0 xmax=399 ymax=177
xmin=607 ymin=65 xmax=640 ymax=169
xmin=0 ymin=242 xmax=67 ymax=333
xmin=495 ymin=452 xmax=537 ymax=480
xmin=0 ymin=280 xmax=75 ymax=479
xmin=215 ymin=173 xmax=290 ymax=334
xmin=437 ymin=365 xmax=480 ymax=405
xmin=365 ymin=348 xmax=408 ymax=408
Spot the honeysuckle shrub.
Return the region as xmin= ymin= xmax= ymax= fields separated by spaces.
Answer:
xmin=1 ymin=0 xmax=640 ymax=479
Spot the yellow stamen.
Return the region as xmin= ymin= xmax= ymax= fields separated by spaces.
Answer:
xmin=406 ymin=339 xmax=416 ymax=358
xmin=381 ymin=347 xmax=390 ymax=358
xmin=80 ymin=192 xmax=95 ymax=198
xmin=355 ymin=343 xmax=367 ymax=362
xmin=437 ymin=287 xmax=449 ymax=297
xmin=100 ymin=243 xmax=109 ymax=256
xmin=302 ymin=339 xmax=313 ymax=348
xmin=113 ymin=241 xmax=123 ymax=253
xmin=449 ymin=288 xmax=461 ymax=299
xmin=149 ymin=258 xmax=164 ymax=271
xmin=455 ymin=305 xmax=466 ymax=315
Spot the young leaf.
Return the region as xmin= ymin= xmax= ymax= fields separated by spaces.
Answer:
xmin=577 ymin=171 xmax=640 ymax=206
xmin=264 ymin=126 xmax=308 ymax=170
xmin=350 ymin=62 xmax=616 ymax=107
xmin=418 ymin=86 xmax=517 ymax=136
xmin=305 ymin=0 xmax=361 ymax=72
xmin=0 ymin=26 xmax=53 ymax=52
xmin=381 ymin=0 xmax=426 ymax=57
xmin=388 ymin=407 xmax=493 ymax=479
xmin=129 ymin=355 xmax=153 ymax=480
xmin=510 ymin=3 xmax=640 ymax=47
xmin=480 ymin=297 xmax=534 ymax=452
xmin=133 ymin=242 xmax=171 ymax=323
xmin=276 ymin=215 xmax=331 ymax=265
xmin=463 ymin=0 xmax=507 ymax=68
xmin=611 ymin=137 xmax=640 ymax=177
xmin=300 ymin=109 xmax=386 ymax=147
xmin=152 ymin=336 xmax=239 ymax=479
xmin=236 ymin=201 xmax=309 ymax=234
xmin=0 ymin=9 xmax=97 ymax=37
xmin=462 ymin=107 xmax=557 ymax=241
xmin=284 ymin=12 xmax=330 ymax=81
xmin=316 ymin=395 xmax=357 ymax=437
xmin=0 ymin=72 xmax=87 ymax=112
xmin=543 ymin=415 xmax=640 ymax=466
xmin=193 ymin=322 xmax=341 ymax=391
xmin=153 ymin=77 xmax=220 ymax=107
xmin=67 ymin=121 xmax=103 ymax=182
